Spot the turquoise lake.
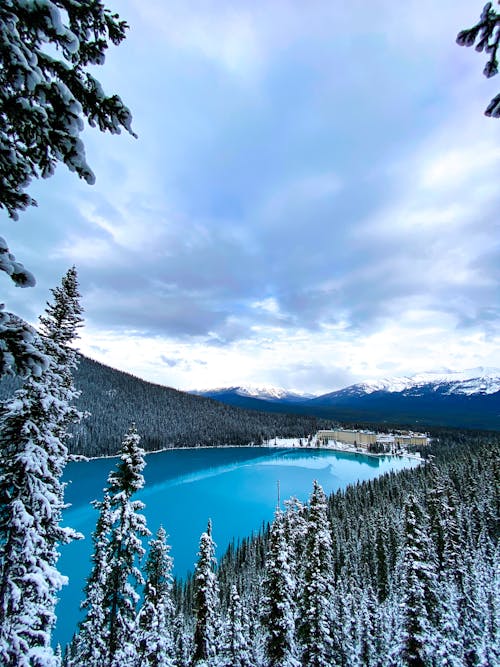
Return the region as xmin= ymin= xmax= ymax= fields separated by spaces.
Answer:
xmin=55 ymin=446 xmax=420 ymax=647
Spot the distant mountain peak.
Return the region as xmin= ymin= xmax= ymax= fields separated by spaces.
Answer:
xmin=189 ymin=367 xmax=500 ymax=430
xmin=355 ymin=367 xmax=500 ymax=396
xmin=190 ymin=384 xmax=315 ymax=402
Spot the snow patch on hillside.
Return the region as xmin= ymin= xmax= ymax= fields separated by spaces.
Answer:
xmin=358 ymin=367 xmax=500 ymax=396
xmin=192 ymin=384 xmax=315 ymax=401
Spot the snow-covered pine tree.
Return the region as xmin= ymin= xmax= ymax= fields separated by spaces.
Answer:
xmin=460 ymin=530 xmax=499 ymax=666
xmin=352 ymin=581 xmax=379 ymax=667
xmin=70 ymin=425 xmax=151 ymax=666
xmin=1 ymin=0 xmax=135 ymax=377
xmin=261 ymin=508 xmax=299 ymax=667
xmin=282 ymin=497 xmax=307 ymax=584
xmin=0 ymin=268 xmax=83 ymax=666
xmin=457 ymin=1 xmax=500 ymax=117
xmin=0 ymin=0 xmax=136 ymax=221
xmin=220 ymin=585 xmax=251 ymax=667
xmin=396 ymin=494 xmax=439 ymax=667
xmin=173 ymin=613 xmax=192 ymax=667
xmin=192 ymin=519 xmax=220 ymax=666
xmin=104 ymin=424 xmax=150 ymax=667
xmin=0 ymin=304 xmax=48 ymax=378
xmin=435 ymin=578 xmax=465 ymax=667
xmin=298 ymin=481 xmax=335 ymax=667
xmin=0 ymin=236 xmax=46 ymax=377
xmin=67 ymin=494 xmax=113 ymax=667
xmin=136 ymin=526 xmax=175 ymax=667
xmin=374 ymin=512 xmax=391 ymax=602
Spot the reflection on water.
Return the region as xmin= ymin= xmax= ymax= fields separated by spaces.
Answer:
xmin=56 ymin=446 xmax=419 ymax=648
xmin=259 ymin=449 xmax=381 ymax=470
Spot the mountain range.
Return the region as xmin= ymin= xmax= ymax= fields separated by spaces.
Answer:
xmin=0 ymin=355 xmax=323 ymax=457
xmin=1 ymin=361 xmax=498 ymax=458
xmin=190 ymin=368 xmax=500 ymax=430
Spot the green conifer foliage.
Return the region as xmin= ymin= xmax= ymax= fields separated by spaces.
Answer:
xmin=298 ymin=481 xmax=334 ymax=667
xmin=69 ymin=494 xmax=113 ymax=667
xmin=397 ymin=494 xmax=439 ymax=667
xmin=192 ymin=519 xmax=220 ymax=666
xmin=70 ymin=424 xmax=149 ymax=667
xmin=105 ymin=424 xmax=150 ymax=666
xmin=0 ymin=268 xmax=83 ymax=666
xmin=136 ymin=526 xmax=175 ymax=667
xmin=261 ymin=509 xmax=299 ymax=667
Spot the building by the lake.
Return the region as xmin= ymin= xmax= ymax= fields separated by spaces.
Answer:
xmin=316 ymin=428 xmax=429 ymax=451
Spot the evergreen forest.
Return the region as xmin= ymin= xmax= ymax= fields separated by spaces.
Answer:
xmin=0 ymin=268 xmax=499 ymax=666
xmin=63 ymin=425 xmax=500 ymax=666
xmin=0 ymin=354 xmax=325 ymax=457
xmin=1 ymin=3 xmax=499 ymax=665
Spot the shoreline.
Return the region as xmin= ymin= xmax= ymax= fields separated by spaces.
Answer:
xmin=74 ymin=436 xmax=423 ymax=463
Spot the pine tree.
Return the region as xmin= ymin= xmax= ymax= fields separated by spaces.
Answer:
xmin=105 ymin=424 xmax=150 ymax=667
xmin=136 ymin=526 xmax=175 ymax=667
xmin=353 ymin=582 xmax=379 ymax=667
xmin=192 ymin=519 xmax=220 ymax=666
xmin=374 ymin=513 xmax=390 ymax=602
xmin=0 ymin=292 xmax=47 ymax=378
xmin=283 ymin=497 xmax=307 ymax=584
xmin=0 ymin=0 xmax=135 ymax=221
xmin=1 ymin=1 xmax=135 ymax=377
xmin=261 ymin=509 xmax=299 ymax=667
xmin=457 ymin=1 xmax=500 ymax=117
xmin=69 ymin=424 xmax=150 ymax=666
xmin=436 ymin=579 xmax=465 ymax=667
xmin=220 ymin=585 xmax=251 ymax=667
xmin=172 ymin=613 xmax=192 ymax=667
xmin=68 ymin=494 xmax=113 ymax=667
xmin=298 ymin=481 xmax=335 ymax=667
xmin=396 ymin=494 xmax=439 ymax=667
xmin=0 ymin=268 xmax=83 ymax=666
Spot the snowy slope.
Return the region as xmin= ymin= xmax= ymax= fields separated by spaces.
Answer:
xmin=191 ymin=385 xmax=314 ymax=403
xmin=334 ymin=367 xmax=500 ymax=397
xmin=192 ymin=369 xmax=500 ymax=430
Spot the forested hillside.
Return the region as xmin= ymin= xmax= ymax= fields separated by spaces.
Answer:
xmin=0 ymin=355 xmax=324 ymax=456
xmin=65 ymin=428 xmax=500 ymax=665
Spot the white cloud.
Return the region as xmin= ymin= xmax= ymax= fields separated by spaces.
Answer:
xmin=4 ymin=0 xmax=500 ymax=396
xmin=79 ymin=309 xmax=500 ymax=394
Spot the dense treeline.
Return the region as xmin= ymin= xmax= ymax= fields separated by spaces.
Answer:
xmin=65 ymin=427 xmax=499 ymax=666
xmin=1 ymin=270 xmax=498 ymax=664
xmin=0 ymin=355 xmax=326 ymax=456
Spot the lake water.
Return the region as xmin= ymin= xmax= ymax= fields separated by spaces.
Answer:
xmin=55 ymin=446 xmax=420 ymax=647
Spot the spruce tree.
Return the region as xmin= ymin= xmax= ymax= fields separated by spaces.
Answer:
xmin=220 ymin=585 xmax=251 ymax=667
xmin=457 ymin=1 xmax=500 ymax=117
xmin=105 ymin=424 xmax=150 ymax=667
xmin=0 ymin=0 xmax=135 ymax=221
xmin=261 ymin=508 xmax=299 ymax=667
xmin=136 ymin=526 xmax=175 ymax=667
xmin=396 ymin=494 xmax=439 ymax=667
xmin=374 ymin=513 xmax=390 ymax=602
xmin=353 ymin=582 xmax=378 ymax=667
xmin=192 ymin=519 xmax=220 ymax=666
xmin=68 ymin=494 xmax=113 ymax=667
xmin=0 ymin=268 xmax=83 ymax=666
xmin=173 ymin=613 xmax=192 ymax=667
xmin=70 ymin=424 xmax=150 ymax=666
xmin=283 ymin=497 xmax=307 ymax=584
xmin=298 ymin=481 xmax=334 ymax=667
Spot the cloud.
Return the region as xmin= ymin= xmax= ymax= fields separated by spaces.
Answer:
xmin=160 ymin=355 xmax=181 ymax=367
xmin=2 ymin=0 xmax=499 ymax=393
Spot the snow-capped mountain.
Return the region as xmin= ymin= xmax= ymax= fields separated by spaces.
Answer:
xmin=307 ymin=367 xmax=500 ymax=430
xmin=191 ymin=368 xmax=500 ymax=430
xmin=316 ymin=367 xmax=500 ymax=400
xmin=191 ymin=384 xmax=314 ymax=404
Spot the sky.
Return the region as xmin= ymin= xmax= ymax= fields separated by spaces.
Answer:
xmin=2 ymin=0 xmax=500 ymax=394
